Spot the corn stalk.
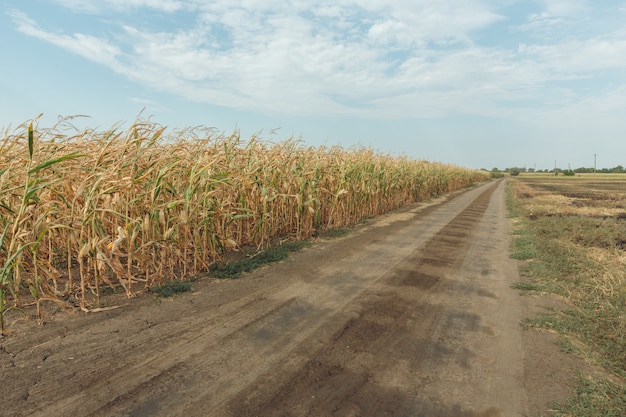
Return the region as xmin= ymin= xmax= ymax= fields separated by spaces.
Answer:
xmin=0 ymin=117 xmax=490 ymax=328
xmin=0 ymin=121 xmax=82 ymax=333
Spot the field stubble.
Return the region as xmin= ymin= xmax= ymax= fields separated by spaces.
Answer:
xmin=509 ymin=175 xmax=626 ymax=416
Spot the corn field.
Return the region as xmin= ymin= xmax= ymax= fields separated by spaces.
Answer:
xmin=0 ymin=117 xmax=489 ymax=331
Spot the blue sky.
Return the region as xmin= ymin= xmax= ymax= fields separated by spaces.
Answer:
xmin=1 ymin=0 xmax=625 ymax=170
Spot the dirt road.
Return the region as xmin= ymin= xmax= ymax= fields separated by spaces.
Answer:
xmin=0 ymin=179 xmax=577 ymax=416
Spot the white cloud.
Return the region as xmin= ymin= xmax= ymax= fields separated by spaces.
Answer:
xmin=362 ymin=1 xmax=503 ymax=48
xmin=7 ymin=1 xmax=626 ymax=122
xmin=514 ymin=0 xmax=592 ymax=40
xmin=128 ymin=97 xmax=172 ymax=113
xmin=8 ymin=9 xmax=123 ymax=68
xmin=541 ymin=0 xmax=588 ymax=17
xmin=518 ymin=12 xmax=565 ymax=32
xmin=519 ymin=39 xmax=626 ymax=73
xmin=530 ymin=84 xmax=626 ymax=134
xmin=52 ymin=0 xmax=186 ymax=13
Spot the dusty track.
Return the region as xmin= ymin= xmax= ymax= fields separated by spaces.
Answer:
xmin=0 ymin=179 xmax=579 ymax=416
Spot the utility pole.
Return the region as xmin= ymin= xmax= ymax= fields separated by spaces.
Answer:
xmin=594 ymin=154 xmax=597 ymax=174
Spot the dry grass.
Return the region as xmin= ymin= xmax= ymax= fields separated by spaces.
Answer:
xmin=508 ymin=176 xmax=626 ymax=416
xmin=512 ymin=176 xmax=626 ymax=219
xmin=0 ymin=116 xmax=489 ymax=329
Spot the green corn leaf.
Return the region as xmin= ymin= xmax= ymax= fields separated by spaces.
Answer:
xmin=22 ymin=180 xmax=46 ymax=204
xmin=166 ymin=200 xmax=185 ymax=210
xmin=28 ymin=122 xmax=34 ymax=160
xmin=232 ymin=213 xmax=253 ymax=220
xmin=0 ymin=241 xmax=38 ymax=284
xmin=28 ymin=153 xmax=83 ymax=175
xmin=0 ymin=224 xmax=9 ymax=251
xmin=0 ymin=201 xmax=14 ymax=214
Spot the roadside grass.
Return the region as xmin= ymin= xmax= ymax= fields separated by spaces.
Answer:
xmin=507 ymin=178 xmax=626 ymax=416
xmin=548 ymin=374 xmax=626 ymax=417
xmin=149 ymin=273 xmax=204 ymax=298
xmin=511 ymin=281 xmax=544 ymax=292
xmin=112 ymin=230 xmax=336 ymax=298
xmin=317 ymin=228 xmax=350 ymax=239
xmin=208 ymin=240 xmax=312 ymax=279
xmin=150 ymin=280 xmax=193 ymax=298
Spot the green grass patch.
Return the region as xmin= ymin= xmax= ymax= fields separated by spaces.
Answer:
xmin=549 ymin=374 xmax=626 ymax=417
xmin=318 ymin=228 xmax=350 ymax=239
xmin=510 ymin=233 xmax=538 ymax=260
xmin=209 ymin=240 xmax=312 ymax=279
xmin=511 ymin=281 xmax=544 ymax=292
xmin=150 ymin=280 xmax=193 ymax=298
xmin=532 ymin=215 xmax=626 ymax=251
xmin=509 ymin=216 xmax=626 ymax=376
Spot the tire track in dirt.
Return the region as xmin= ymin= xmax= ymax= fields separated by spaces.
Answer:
xmin=225 ymin=182 xmax=501 ymax=417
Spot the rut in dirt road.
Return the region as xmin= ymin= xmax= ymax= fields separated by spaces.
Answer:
xmin=226 ymin=180 xmax=519 ymax=417
xmin=1 ymin=179 xmax=526 ymax=417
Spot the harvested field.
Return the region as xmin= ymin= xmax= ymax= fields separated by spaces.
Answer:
xmin=509 ymin=174 xmax=626 ymax=416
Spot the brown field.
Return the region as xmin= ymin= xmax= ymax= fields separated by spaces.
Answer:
xmin=509 ymin=174 xmax=626 ymax=415
xmin=515 ymin=173 xmax=626 ymax=210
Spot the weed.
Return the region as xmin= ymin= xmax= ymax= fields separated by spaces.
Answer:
xmin=549 ymin=374 xmax=626 ymax=417
xmin=149 ymin=280 xmax=193 ymax=298
xmin=511 ymin=281 xmax=543 ymax=292
xmin=319 ymin=228 xmax=350 ymax=239
xmin=510 ymin=233 xmax=538 ymax=260
xmin=209 ymin=240 xmax=311 ymax=279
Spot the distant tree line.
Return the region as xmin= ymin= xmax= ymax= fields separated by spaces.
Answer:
xmin=486 ymin=166 xmax=626 ymax=176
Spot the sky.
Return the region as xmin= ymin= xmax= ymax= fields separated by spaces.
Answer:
xmin=1 ymin=1 xmax=625 ymax=170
